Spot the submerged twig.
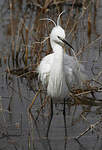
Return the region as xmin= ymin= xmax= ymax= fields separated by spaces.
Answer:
xmin=75 ymin=118 xmax=102 ymax=140
xmin=28 ymin=89 xmax=41 ymax=114
xmin=36 ymin=96 xmax=49 ymax=120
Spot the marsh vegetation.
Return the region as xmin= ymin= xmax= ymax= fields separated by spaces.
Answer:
xmin=0 ymin=0 xmax=102 ymax=150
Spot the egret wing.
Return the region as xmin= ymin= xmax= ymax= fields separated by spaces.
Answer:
xmin=37 ymin=53 xmax=54 ymax=86
xmin=64 ymin=54 xmax=88 ymax=89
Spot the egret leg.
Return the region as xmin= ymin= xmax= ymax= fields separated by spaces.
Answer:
xmin=63 ymin=99 xmax=67 ymax=137
xmin=46 ymin=98 xmax=53 ymax=137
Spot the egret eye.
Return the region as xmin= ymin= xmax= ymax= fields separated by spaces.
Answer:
xmin=57 ymin=36 xmax=63 ymax=43
xmin=58 ymin=36 xmax=61 ymax=40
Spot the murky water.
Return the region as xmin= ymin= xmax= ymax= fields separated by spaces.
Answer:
xmin=0 ymin=0 xmax=102 ymax=150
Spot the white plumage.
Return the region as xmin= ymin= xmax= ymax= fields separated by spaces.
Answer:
xmin=37 ymin=14 xmax=87 ymax=100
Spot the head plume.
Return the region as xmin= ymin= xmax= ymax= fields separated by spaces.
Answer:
xmin=57 ymin=10 xmax=65 ymax=26
xmin=40 ymin=18 xmax=56 ymax=26
xmin=40 ymin=10 xmax=65 ymax=27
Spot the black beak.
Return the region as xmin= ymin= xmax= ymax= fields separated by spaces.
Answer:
xmin=58 ymin=36 xmax=74 ymax=50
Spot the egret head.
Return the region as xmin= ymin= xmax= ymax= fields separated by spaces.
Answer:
xmin=49 ymin=11 xmax=66 ymax=47
xmin=40 ymin=11 xmax=74 ymax=51
xmin=50 ymin=25 xmax=74 ymax=51
xmin=50 ymin=25 xmax=66 ymax=46
xmin=49 ymin=11 xmax=74 ymax=50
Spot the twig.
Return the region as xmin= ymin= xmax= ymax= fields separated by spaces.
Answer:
xmin=71 ymin=86 xmax=102 ymax=97
xmin=36 ymin=96 xmax=49 ymax=120
xmin=34 ymin=36 xmax=49 ymax=44
xmin=76 ymin=34 xmax=102 ymax=56
xmin=28 ymin=89 xmax=41 ymax=113
xmin=68 ymin=1 xmax=92 ymax=38
xmin=75 ymin=118 xmax=102 ymax=140
xmin=91 ymin=79 xmax=102 ymax=86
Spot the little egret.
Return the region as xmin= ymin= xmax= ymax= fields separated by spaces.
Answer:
xmin=37 ymin=12 xmax=87 ymax=137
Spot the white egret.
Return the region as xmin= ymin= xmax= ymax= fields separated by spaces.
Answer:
xmin=37 ymin=11 xmax=88 ymax=137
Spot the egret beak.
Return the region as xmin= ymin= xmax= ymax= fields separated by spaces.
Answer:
xmin=58 ymin=36 xmax=74 ymax=50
